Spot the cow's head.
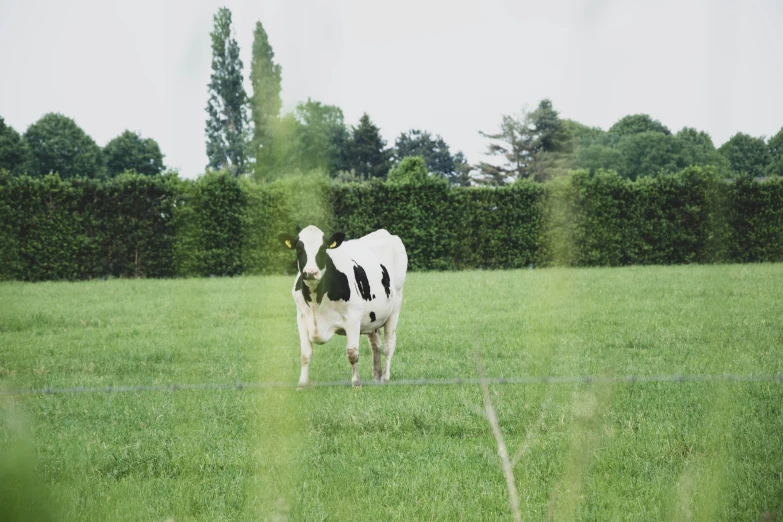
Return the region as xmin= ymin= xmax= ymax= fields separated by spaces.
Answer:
xmin=278 ymin=225 xmax=345 ymax=282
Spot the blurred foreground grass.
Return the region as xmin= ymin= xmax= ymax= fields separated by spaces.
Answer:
xmin=1 ymin=264 xmax=782 ymax=520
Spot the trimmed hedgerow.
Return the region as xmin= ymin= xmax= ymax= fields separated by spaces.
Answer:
xmin=0 ymin=172 xmax=178 ymax=281
xmin=1 ymin=167 xmax=781 ymax=282
xmin=727 ymin=175 xmax=783 ymax=263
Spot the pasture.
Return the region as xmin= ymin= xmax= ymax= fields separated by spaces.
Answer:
xmin=1 ymin=264 xmax=783 ymax=521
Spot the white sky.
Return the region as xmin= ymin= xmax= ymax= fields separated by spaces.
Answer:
xmin=1 ymin=0 xmax=781 ymax=178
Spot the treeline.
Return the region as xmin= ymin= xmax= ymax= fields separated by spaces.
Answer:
xmin=0 ymin=116 xmax=164 ymax=180
xmin=2 ymin=6 xmax=782 ymax=185
xmin=202 ymin=8 xmax=470 ymax=184
xmin=2 ymin=167 xmax=781 ymax=282
xmin=476 ymin=105 xmax=783 ymax=184
xmin=201 ymin=7 xmax=783 ymax=185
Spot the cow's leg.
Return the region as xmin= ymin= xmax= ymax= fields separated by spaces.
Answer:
xmin=296 ymin=315 xmax=313 ymax=390
xmin=382 ymin=306 xmax=401 ymax=382
xmin=368 ymin=330 xmax=382 ymax=381
xmin=345 ymin=326 xmax=361 ymax=387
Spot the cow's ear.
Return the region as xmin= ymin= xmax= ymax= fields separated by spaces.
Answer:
xmin=278 ymin=234 xmax=296 ymax=249
xmin=326 ymin=232 xmax=345 ymax=249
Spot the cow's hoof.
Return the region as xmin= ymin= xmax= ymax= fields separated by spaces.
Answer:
xmin=352 ymin=381 xmax=362 ymax=390
xmin=296 ymin=382 xmax=310 ymax=391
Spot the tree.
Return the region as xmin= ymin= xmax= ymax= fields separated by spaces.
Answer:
xmin=528 ymin=151 xmax=578 ymax=181
xmin=451 ymin=151 xmax=472 ymax=186
xmin=292 ymin=99 xmax=348 ymax=175
xmin=563 ymin=119 xmax=606 ymax=148
xmin=525 ymin=100 xmax=574 ymax=181
xmin=387 ymin=156 xmax=428 ymax=184
xmin=345 ymin=113 xmax=390 ymax=179
xmin=609 ymin=114 xmax=671 ymax=137
xmin=23 ymin=113 xmax=103 ymax=179
xmin=529 ymin=99 xmax=572 ymax=153
xmin=616 ymin=131 xmax=685 ymax=180
xmin=394 ymin=130 xmax=455 ymax=176
xmin=717 ymin=132 xmax=770 ymax=178
xmin=252 ymin=113 xmax=299 ymax=182
xmin=477 ymin=100 xmax=573 ymax=184
xmin=766 ymin=127 xmax=783 ymax=176
xmin=249 ymin=20 xmax=282 ymax=173
xmin=676 ymin=127 xmax=728 ymax=174
xmin=576 ymin=144 xmax=624 ymax=174
xmin=205 ymin=7 xmax=250 ymax=176
xmin=477 ymin=112 xmax=534 ymax=185
xmin=103 ymin=130 xmax=165 ymax=177
xmin=0 ymin=116 xmax=32 ymax=175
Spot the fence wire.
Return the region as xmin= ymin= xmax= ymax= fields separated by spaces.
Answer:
xmin=2 ymin=373 xmax=782 ymax=396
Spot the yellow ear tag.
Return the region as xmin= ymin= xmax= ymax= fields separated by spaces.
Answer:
xmin=285 ymin=240 xmax=292 ymax=249
xmin=329 ymin=241 xmax=337 ymax=248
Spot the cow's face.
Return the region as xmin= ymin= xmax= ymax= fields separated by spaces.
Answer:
xmin=279 ymin=226 xmax=345 ymax=282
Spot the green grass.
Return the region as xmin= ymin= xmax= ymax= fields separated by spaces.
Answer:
xmin=1 ymin=264 xmax=783 ymax=521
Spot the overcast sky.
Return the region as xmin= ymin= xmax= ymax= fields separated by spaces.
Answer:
xmin=1 ymin=0 xmax=782 ymax=178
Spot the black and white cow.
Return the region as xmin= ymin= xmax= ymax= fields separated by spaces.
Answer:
xmin=278 ymin=226 xmax=408 ymax=388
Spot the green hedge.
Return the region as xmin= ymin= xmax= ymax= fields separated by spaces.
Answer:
xmin=1 ymin=168 xmax=782 ymax=282
xmin=331 ymin=179 xmax=547 ymax=271
xmin=0 ymin=171 xmax=178 ymax=281
xmin=727 ymin=175 xmax=783 ymax=262
xmin=561 ymin=167 xmax=731 ymax=267
xmin=332 ymin=179 xmax=455 ymax=271
xmin=451 ymin=182 xmax=547 ymax=270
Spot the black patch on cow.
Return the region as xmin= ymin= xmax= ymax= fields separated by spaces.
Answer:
xmin=295 ymin=240 xmax=307 ymax=274
xmin=372 ymin=294 xmax=376 ymax=299
xmin=316 ymin=254 xmax=350 ymax=304
xmin=315 ymin=243 xmax=327 ymax=270
xmin=380 ymin=264 xmax=391 ymax=298
xmin=369 ymin=311 xmax=376 ymax=322
xmin=352 ymin=261 xmax=372 ymax=301
xmin=295 ymin=274 xmax=312 ymax=303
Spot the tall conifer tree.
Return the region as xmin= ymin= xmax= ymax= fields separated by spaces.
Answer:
xmin=205 ymin=7 xmax=249 ymax=176
xmin=249 ymin=21 xmax=282 ymax=172
xmin=346 ymin=114 xmax=390 ymax=179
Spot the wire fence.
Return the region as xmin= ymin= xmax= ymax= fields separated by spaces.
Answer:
xmin=2 ymin=373 xmax=782 ymax=396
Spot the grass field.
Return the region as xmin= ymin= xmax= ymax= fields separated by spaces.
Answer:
xmin=2 ymin=264 xmax=783 ymax=521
